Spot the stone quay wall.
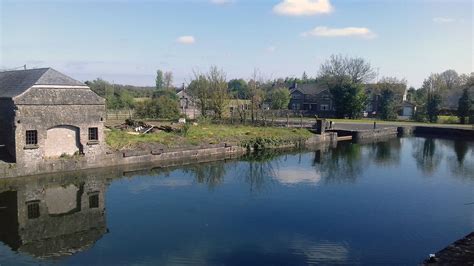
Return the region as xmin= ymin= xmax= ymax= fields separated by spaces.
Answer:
xmin=0 ymin=133 xmax=337 ymax=179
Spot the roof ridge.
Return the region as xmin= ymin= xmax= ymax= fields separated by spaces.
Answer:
xmin=0 ymin=67 xmax=50 ymax=74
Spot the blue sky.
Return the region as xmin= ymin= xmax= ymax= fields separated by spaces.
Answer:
xmin=0 ymin=0 xmax=472 ymax=88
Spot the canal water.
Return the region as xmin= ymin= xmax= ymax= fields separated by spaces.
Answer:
xmin=0 ymin=137 xmax=473 ymax=265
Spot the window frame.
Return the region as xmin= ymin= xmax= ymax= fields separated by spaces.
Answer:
xmin=88 ymin=127 xmax=99 ymax=142
xmin=25 ymin=130 xmax=38 ymax=146
xmin=26 ymin=201 xmax=40 ymax=219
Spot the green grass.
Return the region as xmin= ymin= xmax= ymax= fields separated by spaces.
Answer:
xmin=106 ymin=124 xmax=313 ymax=150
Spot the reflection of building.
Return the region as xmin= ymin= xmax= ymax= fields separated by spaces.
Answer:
xmin=0 ymin=174 xmax=108 ymax=258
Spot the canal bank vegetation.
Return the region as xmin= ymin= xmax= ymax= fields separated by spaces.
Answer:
xmin=106 ymin=123 xmax=313 ymax=150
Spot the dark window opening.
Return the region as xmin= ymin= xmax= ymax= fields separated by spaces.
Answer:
xmin=89 ymin=194 xmax=99 ymax=208
xmin=27 ymin=202 xmax=40 ymax=219
xmin=88 ymin=128 xmax=99 ymax=141
xmin=26 ymin=130 xmax=38 ymax=145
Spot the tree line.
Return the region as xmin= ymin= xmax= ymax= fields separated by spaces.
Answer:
xmin=87 ymin=55 xmax=473 ymax=123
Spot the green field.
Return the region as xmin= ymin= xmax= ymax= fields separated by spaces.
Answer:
xmin=106 ymin=124 xmax=313 ymax=150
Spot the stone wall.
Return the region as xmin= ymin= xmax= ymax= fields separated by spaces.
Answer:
xmin=398 ymin=126 xmax=474 ymax=140
xmin=0 ymin=132 xmax=338 ymax=178
xmin=352 ymin=127 xmax=399 ymax=141
xmin=14 ymin=104 xmax=106 ymax=166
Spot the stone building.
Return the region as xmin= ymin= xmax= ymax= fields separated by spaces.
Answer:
xmin=288 ymin=83 xmax=335 ymax=117
xmin=0 ymin=68 xmax=106 ymax=165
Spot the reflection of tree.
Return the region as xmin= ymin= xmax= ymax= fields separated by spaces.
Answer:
xmin=448 ymin=139 xmax=474 ymax=179
xmin=241 ymin=151 xmax=279 ymax=192
xmin=184 ymin=162 xmax=227 ymax=190
xmin=453 ymin=139 xmax=468 ymax=164
xmin=369 ymin=138 xmax=401 ymax=166
xmin=314 ymin=142 xmax=364 ymax=183
xmin=412 ymin=138 xmax=442 ymax=175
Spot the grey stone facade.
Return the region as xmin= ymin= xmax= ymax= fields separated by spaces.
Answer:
xmin=0 ymin=68 xmax=106 ymax=167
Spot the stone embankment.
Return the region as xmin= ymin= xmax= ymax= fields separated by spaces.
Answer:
xmin=0 ymin=133 xmax=338 ymax=178
xmin=2 ymin=124 xmax=472 ymax=179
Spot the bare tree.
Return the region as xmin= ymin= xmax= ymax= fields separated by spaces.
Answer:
xmin=248 ymin=69 xmax=266 ymax=123
xmin=439 ymin=69 xmax=460 ymax=91
xmin=319 ymin=54 xmax=376 ymax=84
xmin=164 ymin=71 xmax=174 ymax=90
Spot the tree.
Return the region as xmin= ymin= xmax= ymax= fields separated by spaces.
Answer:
xmin=376 ymin=77 xmax=407 ymax=120
xmin=302 ymin=71 xmax=308 ymax=82
xmin=188 ymin=73 xmax=210 ymax=117
xmin=319 ymin=54 xmax=376 ymax=84
xmin=155 ymin=70 xmax=164 ymax=90
xmin=328 ymin=79 xmax=367 ymax=119
xmin=422 ymin=74 xmax=443 ymax=123
xmin=135 ymin=96 xmax=180 ymax=119
xmin=379 ymin=89 xmax=397 ymax=120
xmin=248 ymin=69 xmax=266 ymax=123
xmin=164 ymin=71 xmax=173 ymax=90
xmin=228 ymin=79 xmax=249 ymax=99
xmin=457 ymin=88 xmax=471 ymax=124
xmin=268 ymin=87 xmax=290 ymax=110
xmin=427 ymin=93 xmax=442 ymax=123
xmin=207 ymin=66 xmax=229 ymax=119
xmin=439 ymin=69 xmax=460 ymax=91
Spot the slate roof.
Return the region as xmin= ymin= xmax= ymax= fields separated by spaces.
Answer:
xmin=0 ymin=68 xmax=85 ymax=99
xmin=290 ymin=83 xmax=329 ymax=95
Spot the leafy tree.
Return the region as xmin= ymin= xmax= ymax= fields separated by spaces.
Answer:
xmin=207 ymin=66 xmax=229 ymax=119
xmin=379 ymin=89 xmax=397 ymax=120
xmin=328 ymin=78 xmax=367 ymax=119
xmin=268 ymin=87 xmax=290 ymax=110
xmin=188 ymin=73 xmax=211 ymax=117
xmin=119 ymin=90 xmax=135 ymax=109
xmin=155 ymin=70 xmax=164 ymax=90
xmin=228 ymin=79 xmax=249 ymax=99
xmin=427 ymin=93 xmax=442 ymax=123
xmin=457 ymin=88 xmax=471 ymax=124
xmin=155 ymin=96 xmax=180 ymax=119
xmin=135 ymin=96 xmax=180 ymax=119
xmin=153 ymin=88 xmax=178 ymax=100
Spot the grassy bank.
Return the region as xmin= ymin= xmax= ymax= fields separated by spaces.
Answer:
xmin=106 ymin=124 xmax=313 ymax=150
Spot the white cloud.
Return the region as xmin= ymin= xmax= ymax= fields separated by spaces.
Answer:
xmin=273 ymin=0 xmax=333 ymax=16
xmin=433 ymin=17 xmax=455 ymax=23
xmin=301 ymin=26 xmax=376 ymax=39
xmin=176 ymin=35 xmax=196 ymax=45
xmin=210 ymin=0 xmax=232 ymax=5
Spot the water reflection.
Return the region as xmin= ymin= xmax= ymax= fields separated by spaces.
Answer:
xmin=412 ymin=138 xmax=443 ymax=175
xmin=184 ymin=162 xmax=227 ymax=190
xmin=0 ymin=136 xmax=473 ymax=264
xmin=313 ymin=142 xmax=364 ymax=183
xmin=0 ymin=174 xmax=108 ymax=259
